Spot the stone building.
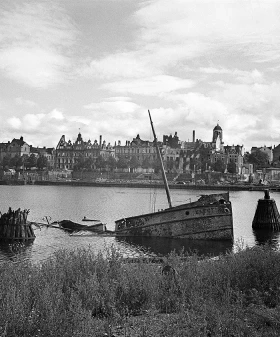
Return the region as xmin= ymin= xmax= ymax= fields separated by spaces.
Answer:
xmin=195 ymin=124 xmax=244 ymax=173
xmin=99 ymin=135 xmax=115 ymax=160
xmin=55 ymin=133 xmax=100 ymax=170
xmin=272 ymin=144 xmax=280 ymax=166
xmin=0 ymin=143 xmax=8 ymax=161
xmin=114 ymin=134 xmax=157 ymax=166
xmin=30 ymin=146 xmax=56 ymax=169
xmin=6 ymin=136 xmax=30 ymax=158
xmin=223 ymin=145 xmax=244 ymax=173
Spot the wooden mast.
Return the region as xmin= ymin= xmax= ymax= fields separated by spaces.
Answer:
xmin=148 ymin=110 xmax=173 ymax=208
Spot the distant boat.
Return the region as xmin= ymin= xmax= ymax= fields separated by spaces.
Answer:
xmin=115 ymin=111 xmax=233 ymax=240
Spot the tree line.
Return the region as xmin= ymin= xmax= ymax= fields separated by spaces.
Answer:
xmin=73 ymin=155 xmax=162 ymax=172
xmin=0 ymin=154 xmax=48 ymax=171
xmin=0 ymin=148 xmax=270 ymax=173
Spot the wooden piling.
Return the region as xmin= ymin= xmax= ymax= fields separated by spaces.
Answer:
xmin=0 ymin=208 xmax=35 ymax=242
xmin=252 ymin=189 xmax=280 ymax=230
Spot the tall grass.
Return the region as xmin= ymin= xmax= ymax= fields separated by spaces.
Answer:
xmin=1 ymin=245 xmax=280 ymax=336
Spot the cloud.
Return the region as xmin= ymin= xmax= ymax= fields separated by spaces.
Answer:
xmin=7 ymin=117 xmax=22 ymax=130
xmin=84 ymin=97 xmax=141 ymax=115
xmin=0 ymin=1 xmax=78 ymax=88
xmin=135 ymin=0 xmax=280 ymax=59
xmin=4 ymin=110 xmax=93 ymax=147
xmin=68 ymin=116 xmax=91 ymax=125
xmin=2 ymin=0 xmax=280 ymax=151
xmin=80 ymin=52 xmax=158 ymax=79
xmin=103 ymin=75 xmax=194 ymax=96
xmin=0 ymin=47 xmax=71 ymax=88
xmin=200 ymin=67 xmax=264 ymax=85
xmin=15 ymin=97 xmax=37 ymax=107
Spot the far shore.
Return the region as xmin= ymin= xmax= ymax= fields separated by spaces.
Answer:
xmin=0 ymin=178 xmax=275 ymax=192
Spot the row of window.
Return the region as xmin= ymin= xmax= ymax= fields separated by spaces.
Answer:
xmin=115 ymin=148 xmax=155 ymax=154
xmin=56 ymin=152 xmax=97 ymax=157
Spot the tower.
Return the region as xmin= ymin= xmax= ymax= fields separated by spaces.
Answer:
xmin=212 ymin=124 xmax=223 ymax=152
xmin=212 ymin=124 xmax=223 ymax=143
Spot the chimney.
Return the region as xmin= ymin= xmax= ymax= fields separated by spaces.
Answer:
xmin=99 ymin=135 xmax=102 ymax=146
xmin=193 ymin=130 xmax=195 ymax=143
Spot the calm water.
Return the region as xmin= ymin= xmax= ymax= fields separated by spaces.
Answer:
xmin=0 ymin=185 xmax=279 ymax=263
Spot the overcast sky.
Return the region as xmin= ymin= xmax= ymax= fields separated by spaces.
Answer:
xmin=0 ymin=0 xmax=280 ymax=151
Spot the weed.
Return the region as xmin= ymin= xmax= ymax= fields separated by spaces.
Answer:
xmin=1 ymin=245 xmax=280 ymax=336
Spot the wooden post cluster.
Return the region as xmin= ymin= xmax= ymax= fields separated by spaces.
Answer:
xmin=0 ymin=208 xmax=35 ymax=241
xmin=252 ymin=190 xmax=280 ymax=230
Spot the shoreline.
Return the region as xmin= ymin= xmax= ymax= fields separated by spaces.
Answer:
xmin=0 ymin=179 xmax=275 ymax=191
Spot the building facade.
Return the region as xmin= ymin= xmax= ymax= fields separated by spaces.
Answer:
xmin=55 ymin=133 xmax=100 ymax=170
xmin=114 ymin=134 xmax=157 ymax=166
xmin=6 ymin=137 xmax=30 ymax=157
xmin=203 ymin=124 xmax=244 ymax=173
xmin=30 ymin=146 xmax=56 ymax=169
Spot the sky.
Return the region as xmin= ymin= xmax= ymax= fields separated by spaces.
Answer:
xmin=1 ymin=0 xmax=280 ymax=152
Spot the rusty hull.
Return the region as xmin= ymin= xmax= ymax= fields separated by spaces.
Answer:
xmin=115 ymin=194 xmax=233 ymax=240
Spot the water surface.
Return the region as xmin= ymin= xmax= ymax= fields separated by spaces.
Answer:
xmin=0 ymin=185 xmax=278 ymax=263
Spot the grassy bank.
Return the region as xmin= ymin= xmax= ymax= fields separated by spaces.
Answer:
xmin=1 ymin=246 xmax=280 ymax=336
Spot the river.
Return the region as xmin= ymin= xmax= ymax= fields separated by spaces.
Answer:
xmin=0 ymin=185 xmax=279 ymax=263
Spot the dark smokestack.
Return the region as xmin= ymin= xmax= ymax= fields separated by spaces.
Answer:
xmin=193 ymin=130 xmax=195 ymax=143
xmin=99 ymin=135 xmax=102 ymax=146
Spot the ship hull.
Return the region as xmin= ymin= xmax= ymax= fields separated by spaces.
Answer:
xmin=115 ymin=193 xmax=233 ymax=240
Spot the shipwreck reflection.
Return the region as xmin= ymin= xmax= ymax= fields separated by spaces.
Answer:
xmin=253 ymin=229 xmax=280 ymax=249
xmin=116 ymin=236 xmax=233 ymax=257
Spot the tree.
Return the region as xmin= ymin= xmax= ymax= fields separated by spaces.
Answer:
xmin=2 ymin=155 xmax=11 ymax=169
xmin=213 ymin=159 xmax=226 ymax=173
xmin=95 ymin=155 xmax=106 ymax=171
xmin=248 ymin=150 xmax=269 ymax=169
xmin=25 ymin=154 xmax=37 ymax=169
xmin=37 ymin=156 xmax=48 ymax=170
xmin=142 ymin=157 xmax=151 ymax=169
xmin=227 ymin=161 xmax=236 ymax=174
xmin=10 ymin=155 xmax=23 ymax=169
xmin=152 ymin=158 xmax=162 ymax=173
xmin=129 ymin=156 xmax=140 ymax=169
xmin=116 ymin=156 xmax=129 ymax=169
xmin=166 ymin=159 xmax=174 ymax=171
xmin=199 ymin=146 xmax=211 ymax=172
xmin=84 ymin=157 xmax=94 ymax=171
xmin=106 ymin=156 xmax=117 ymax=171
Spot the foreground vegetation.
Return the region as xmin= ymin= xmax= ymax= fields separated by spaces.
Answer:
xmin=1 ymin=245 xmax=280 ymax=336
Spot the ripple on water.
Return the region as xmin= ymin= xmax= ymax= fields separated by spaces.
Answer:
xmin=0 ymin=186 xmax=279 ymax=263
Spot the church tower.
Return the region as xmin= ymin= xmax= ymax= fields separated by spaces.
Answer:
xmin=212 ymin=124 xmax=223 ymax=152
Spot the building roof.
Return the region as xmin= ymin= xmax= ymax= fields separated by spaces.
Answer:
xmin=11 ymin=136 xmax=27 ymax=147
xmin=213 ymin=124 xmax=222 ymax=131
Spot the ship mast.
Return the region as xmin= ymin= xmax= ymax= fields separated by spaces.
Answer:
xmin=148 ymin=110 xmax=173 ymax=208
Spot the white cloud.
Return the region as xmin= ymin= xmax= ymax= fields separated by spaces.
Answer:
xmin=22 ymin=114 xmax=45 ymax=129
xmin=84 ymin=98 xmax=141 ymax=114
xmin=104 ymin=75 xmax=194 ymax=96
xmin=135 ymin=0 xmax=280 ymax=56
xmin=81 ymin=52 xmax=158 ymax=79
xmin=0 ymin=1 xmax=78 ymax=88
xmin=4 ymin=110 xmax=94 ymax=147
xmin=48 ymin=110 xmax=65 ymax=121
xmin=15 ymin=97 xmax=37 ymax=107
xmin=7 ymin=117 xmax=22 ymax=130
xmin=200 ymin=67 xmax=265 ymax=85
xmin=69 ymin=116 xmax=91 ymax=125
xmin=0 ymin=47 xmax=70 ymax=88
xmin=2 ymin=0 xmax=280 ymax=150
